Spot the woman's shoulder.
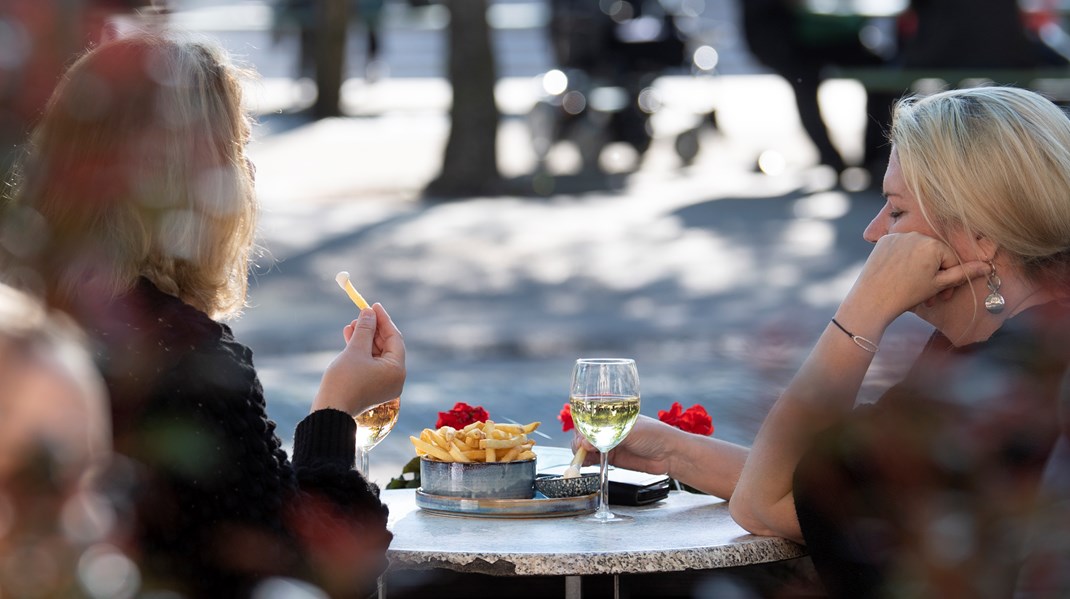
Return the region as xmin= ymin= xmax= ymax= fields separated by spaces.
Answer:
xmin=125 ymin=278 xmax=255 ymax=357
xmin=90 ymin=278 xmax=256 ymax=385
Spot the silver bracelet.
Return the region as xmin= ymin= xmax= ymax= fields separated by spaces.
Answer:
xmin=830 ymin=318 xmax=879 ymax=353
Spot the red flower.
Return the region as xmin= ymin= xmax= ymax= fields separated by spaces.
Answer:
xmin=435 ymin=402 xmax=489 ymax=429
xmin=558 ymin=403 xmax=574 ymax=432
xmin=658 ymin=402 xmax=713 ymax=436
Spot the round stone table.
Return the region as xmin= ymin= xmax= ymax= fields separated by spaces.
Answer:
xmin=380 ymin=488 xmax=805 ymax=598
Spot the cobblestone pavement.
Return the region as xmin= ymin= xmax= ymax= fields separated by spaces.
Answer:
xmin=229 ymin=73 xmax=935 ymax=485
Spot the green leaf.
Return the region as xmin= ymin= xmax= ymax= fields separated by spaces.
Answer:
xmin=385 ymin=457 xmax=423 ymax=490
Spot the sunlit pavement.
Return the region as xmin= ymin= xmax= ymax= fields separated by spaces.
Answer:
xmin=157 ymin=1 xmax=933 ymax=485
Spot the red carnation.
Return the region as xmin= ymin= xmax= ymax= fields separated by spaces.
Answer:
xmin=558 ymin=403 xmax=574 ymax=432
xmin=436 ymin=402 xmax=489 ymax=429
xmin=658 ymin=402 xmax=713 ymax=436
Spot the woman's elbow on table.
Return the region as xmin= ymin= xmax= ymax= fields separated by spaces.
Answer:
xmin=728 ymin=492 xmax=805 ymax=544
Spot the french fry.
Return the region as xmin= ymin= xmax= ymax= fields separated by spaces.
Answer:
xmin=480 ymin=437 xmax=527 ymax=449
xmin=410 ymin=436 xmax=452 ymax=462
xmin=483 ymin=421 xmax=496 ymax=462
xmin=335 ymin=271 xmax=370 ymax=310
xmin=448 ymin=441 xmax=472 ymax=463
xmin=429 ymin=429 xmax=451 ymax=451
xmin=517 ymin=450 xmax=535 ymax=460
xmin=500 ymin=446 xmax=521 ymax=462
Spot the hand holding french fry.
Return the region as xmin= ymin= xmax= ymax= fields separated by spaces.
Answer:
xmin=312 ymin=276 xmax=406 ymax=416
xmin=410 ymin=420 xmax=541 ymax=463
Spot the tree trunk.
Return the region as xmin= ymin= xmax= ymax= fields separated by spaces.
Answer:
xmin=426 ymin=0 xmax=501 ymax=198
xmin=313 ymin=0 xmax=348 ymax=119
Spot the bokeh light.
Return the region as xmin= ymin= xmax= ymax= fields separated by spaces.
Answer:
xmin=540 ymin=69 xmax=567 ymax=96
xmin=692 ymin=45 xmax=719 ymax=72
xmin=77 ymin=544 xmax=140 ymax=599
xmin=757 ymin=150 xmax=787 ymax=176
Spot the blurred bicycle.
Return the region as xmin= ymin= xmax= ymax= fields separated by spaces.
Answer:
xmin=529 ymin=0 xmax=701 ymax=174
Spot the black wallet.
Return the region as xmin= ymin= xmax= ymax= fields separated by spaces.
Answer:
xmin=607 ymin=468 xmax=671 ymax=506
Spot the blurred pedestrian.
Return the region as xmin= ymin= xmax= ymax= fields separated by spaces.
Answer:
xmin=272 ymin=0 xmax=318 ymax=78
xmin=0 ymin=282 xmax=116 ymax=597
xmin=356 ymin=0 xmax=386 ymax=81
xmin=898 ymin=0 xmax=1069 ymax=69
xmin=741 ymin=0 xmax=895 ymax=181
xmin=2 ymin=32 xmax=405 ymax=598
xmin=579 ymin=86 xmax=1070 ymax=597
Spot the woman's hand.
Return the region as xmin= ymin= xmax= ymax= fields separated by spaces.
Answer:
xmin=573 ymin=416 xmax=679 ymax=476
xmin=312 ymin=303 xmax=406 ymax=416
xmin=841 ymin=232 xmax=990 ymax=328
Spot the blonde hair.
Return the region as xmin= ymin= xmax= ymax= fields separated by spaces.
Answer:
xmin=890 ymin=86 xmax=1070 ymax=289
xmin=7 ymin=32 xmax=257 ymax=319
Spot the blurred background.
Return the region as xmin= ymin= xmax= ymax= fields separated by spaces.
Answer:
xmin=3 ymin=0 xmax=1068 ymax=484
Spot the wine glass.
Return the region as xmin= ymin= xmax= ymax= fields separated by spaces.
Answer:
xmin=353 ymin=397 xmax=401 ymax=479
xmin=569 ymin=358 xmax=640 ymax=523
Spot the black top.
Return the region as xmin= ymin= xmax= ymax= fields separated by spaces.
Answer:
xmin=85 ymin=278 xmax=390 ymax=598
xmin=794 ymin=303 xmax=1070 ymax=598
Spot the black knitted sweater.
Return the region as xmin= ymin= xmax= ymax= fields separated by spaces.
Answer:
xmin=794 ymin=302 xmax=1070 ymax=598
xmin=85 ymin=278 xmax=391 ymax=598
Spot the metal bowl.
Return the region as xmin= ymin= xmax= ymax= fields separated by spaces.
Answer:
xmin=535 ymin=473 xmax=600 ymax=498
xmin=420 ymin=457 xmax=536 ymax=499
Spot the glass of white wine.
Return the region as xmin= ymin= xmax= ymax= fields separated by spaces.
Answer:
xmin=354 ymin=397 xmax=401 ymax=479
xmin=569 ymin=358 xmax=640 ymax=523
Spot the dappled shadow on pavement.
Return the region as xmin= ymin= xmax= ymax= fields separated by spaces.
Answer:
xmin=232 ymin=176 xmax=930 ymax=484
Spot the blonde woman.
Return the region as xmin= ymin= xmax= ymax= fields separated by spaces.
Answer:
xmin=3 ymin=33 xmax=405 ymax=598
xmin=581 ymin=86 xmax=1070 ymax=597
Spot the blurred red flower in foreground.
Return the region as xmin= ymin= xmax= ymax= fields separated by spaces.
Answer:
xmin=658 ymin=402 xmax=713 ymax=436
xmin=436 ymin=402 xmax=489 ymax=429
xmin=558 ymin=403 xmax=574 ymax=432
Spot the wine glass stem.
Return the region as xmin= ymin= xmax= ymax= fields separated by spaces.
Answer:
xmin=358 ymin=448 xmax=370 ymax=480
xmin=596 ymin=450 xmax=611 ymax=519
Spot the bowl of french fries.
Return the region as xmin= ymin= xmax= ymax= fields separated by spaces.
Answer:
xmin=410 ymin=420 xmax=540 ymax=499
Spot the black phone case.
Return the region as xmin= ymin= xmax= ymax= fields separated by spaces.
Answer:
xmin=608 ymin=470 xmax=671 ymax=506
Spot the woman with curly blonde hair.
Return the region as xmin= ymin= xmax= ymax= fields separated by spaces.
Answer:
xmin=3 ymin=32 xmax=404 ymax=598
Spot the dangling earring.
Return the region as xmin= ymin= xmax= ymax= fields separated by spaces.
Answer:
xmin=984 ymin=260 xmax=1005 ymax=314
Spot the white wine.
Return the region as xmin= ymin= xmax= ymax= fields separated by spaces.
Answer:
xmin=569 ymin=394 xmax=640 ymax=452
xmin=354 ymin=397 xmax=400 ymax=451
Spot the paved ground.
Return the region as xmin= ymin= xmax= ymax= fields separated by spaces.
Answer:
xmin=228 ymin=73 xmax=935 ymax=486
xmin=152 ymin=0 xmax=936 ymax=485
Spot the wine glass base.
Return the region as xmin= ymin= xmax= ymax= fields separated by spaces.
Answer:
xmin=586 ymin=511 xmax=633 ymax=523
